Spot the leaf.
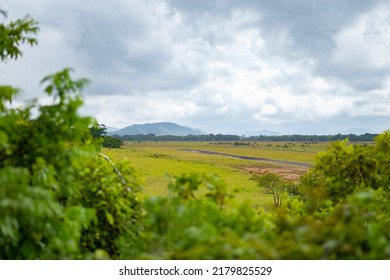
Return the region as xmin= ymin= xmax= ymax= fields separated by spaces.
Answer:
xmin=105 ymin=212 xmax=114 ymax=225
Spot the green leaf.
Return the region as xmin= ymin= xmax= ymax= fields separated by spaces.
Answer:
xmin=105 ymin=212 xmax=114 ymax=225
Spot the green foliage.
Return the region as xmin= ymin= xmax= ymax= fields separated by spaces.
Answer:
xmin=0 ymin=85 xmax=21 ymax=111
xmin=71 ymin=157 xmax=141 ymax=258
xmin=103 ymin=136 xmax=123 ymax=148
xmin=271 ymin=186 xmax=390 ymax=259
xmin=0 ymin=14 xmax=38 ymax=60
xmin=0 ymin=14 xmax=140 ymax=258
xmin=0 ymin=167 xmax=95 ymax=259
xmin=301 ymin=135 xmax=390 ymax=205
xmin=0 ymin=66 xmax=141 ymax=258
xmin=121 ymin=132 xmax=390 ymax=260
xmin=90 ymin=123 xmax=123 ymax=148
xmin=274 ymin=132 xmax=390 ymax=259
xmin=41 ymin=68 xmax=90 ymax=100
xmin=116 ymin=133 xmax=377 ymax=142
xmin=120 ymin=174 xmax=276 ymax=259
xmin=166 ymin=173 xmax=231 ymax=207
xmin=90 ymin=123 xmax=107 ymax=138
xmin=250 ymin=173 xmax=298 ymax=207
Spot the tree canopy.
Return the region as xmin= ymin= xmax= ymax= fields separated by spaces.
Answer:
xmin=1 ymin=12 xmax=139 ymax=259
xmin=113 ymin=133 xmax=378 ymax=142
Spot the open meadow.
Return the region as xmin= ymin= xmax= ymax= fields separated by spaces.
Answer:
xmin=103 ymin=141 xmax=329 ymax=210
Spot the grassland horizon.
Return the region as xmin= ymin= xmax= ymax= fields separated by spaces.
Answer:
xmin=103 ymin=140 xmax=333 ymax=210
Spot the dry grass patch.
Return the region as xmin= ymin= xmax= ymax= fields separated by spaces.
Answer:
xmin=242 ymin=164 xmax=308 ymax=180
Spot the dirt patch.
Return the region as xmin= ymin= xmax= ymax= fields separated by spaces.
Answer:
xmin=243 ymin=165 xmax=308 ymax=181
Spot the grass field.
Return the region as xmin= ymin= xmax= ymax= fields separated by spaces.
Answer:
xmin=103 ymin=141 xmax=328 ymax=210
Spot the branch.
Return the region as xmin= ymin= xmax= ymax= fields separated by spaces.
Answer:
xmin=99 ymin=152 xmax=131 ymax=192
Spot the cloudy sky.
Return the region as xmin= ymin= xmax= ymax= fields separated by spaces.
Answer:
xmin=1 ymin=0 xmax=390 ymax=134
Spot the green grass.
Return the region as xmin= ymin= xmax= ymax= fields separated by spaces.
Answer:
xmin=127 ymin=141 xmax=326 ymax=161
xmin=103 ymin=141 xmax=328 ymax=210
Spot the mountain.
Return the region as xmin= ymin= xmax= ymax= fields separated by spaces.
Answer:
xmin=105 ymin=126 xmax=119 ymax=133
xmin=109 ymin=122 xmax=203 ymax=136
xmin=242 ymin=130 xmax=282 ymax=136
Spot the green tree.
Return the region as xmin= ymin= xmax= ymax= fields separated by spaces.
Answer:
xmin=90 ymin=123 xmax=123 ymax=148
xmin=300 ymin=136 xmax=389 ymax=206
xmin=1 ymin=12 xmax=140 ymax=259
xmin=90 ymin=123 xmax=107 ymax=138
xmin=0 ymin=12 xmax=38 ymax=60
xmin=250 ymin=173 xmax=298 ymax=207
xmin=102 ymin=136 xmax=123 ymax=148
xmin=274 ymin=132 xmax=390 ymax=259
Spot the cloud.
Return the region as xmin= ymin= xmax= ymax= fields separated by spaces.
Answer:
xmin=329 ymin=3 xmax=390 ymax=91
xmin=1 ymin=0 xmax=389 ymax=134
xmin=332 ymin=3 xmax=390 ymax=70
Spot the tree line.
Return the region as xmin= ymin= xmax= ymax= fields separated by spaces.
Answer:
xmin=112 ymin=133 xmax=378 ymax=142
xmin=90 ymin=124 xmax=123 ymax=148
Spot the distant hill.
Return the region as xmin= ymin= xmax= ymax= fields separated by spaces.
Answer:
xmin=109 ymin=122 xmax=203 ymax=136
xmin=105 ymin=126 xmax=119 ymax=133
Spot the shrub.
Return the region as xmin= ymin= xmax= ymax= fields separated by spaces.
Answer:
xmin=1 ymin=14 xmax=141 ymax=258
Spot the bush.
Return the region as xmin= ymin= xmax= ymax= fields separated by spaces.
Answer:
xmin=301 ymin=134 xmax=390 ymax=205
xmin=120 ymin=174 xmax=277 ymax=259
xmin=250 ymin=173 xmax=299 ymax=207
xmin=275 ymin=132 xmax=390 ymax=259
xmin=1 ymin=15 xmax=141 ymax=258
xmin=0 ymin=68 xmax=141 ymax=259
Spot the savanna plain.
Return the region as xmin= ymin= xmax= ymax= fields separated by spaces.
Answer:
xmin=104 ymin=141 xmax=328 ymax=210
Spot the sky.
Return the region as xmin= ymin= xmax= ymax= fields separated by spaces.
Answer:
xmin=1 ymin=0 xmax=390 ymax=135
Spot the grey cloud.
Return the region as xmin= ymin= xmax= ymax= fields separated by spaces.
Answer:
xmin=35 ymin=1 xmax=204 ymax=94
xmin=2 ymin=0 xmax=389 ymax=134
xmin=167 ymin=0 xmax=386 ymax=91
xmin=167 ymin=0 xmax=380 ymax=53
xmin=249 ymin=0 xmax=386 ymax=91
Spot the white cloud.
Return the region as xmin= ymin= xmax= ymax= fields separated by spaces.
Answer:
xmin=1 ymin=0 xmax=389 ymax=134
xmin=259 ymin=104 xmax=278 ymax=116
xmin=83 ymin=92 xmax=201 ymax=127
xmin=306 ymin=77 xmax=333 ymax=92
xmin=332 ymin=3 xmax=390 ymax=70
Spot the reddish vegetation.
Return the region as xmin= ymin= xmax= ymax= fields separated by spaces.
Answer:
xmin=243 ymin=165 xmax=308 ymax=180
